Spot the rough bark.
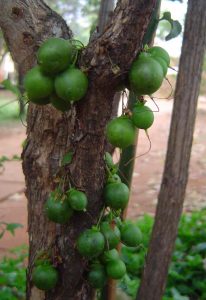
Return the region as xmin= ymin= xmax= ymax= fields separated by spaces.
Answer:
xmin=0 ymin=0 xmax=157 ymax=299
xmin=137 ymin=1 xmax=206 ymax=299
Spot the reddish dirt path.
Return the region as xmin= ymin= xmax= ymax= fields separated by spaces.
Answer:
xmin=0 ymin=97 xmax=205 ymax=257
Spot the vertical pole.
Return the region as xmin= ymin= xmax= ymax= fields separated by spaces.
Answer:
xmin=137 ymin=1 xmax=206 ymax=299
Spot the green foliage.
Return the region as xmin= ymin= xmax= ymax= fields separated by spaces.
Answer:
xmin=0 ymin=222 xmax=23 ymax=240
xmin=0 ymin=246 xmax=27 ymax=300
xmin=61 ymin=151 xmax=74 ymax=166
xmin=1 ymin=211 xmax=206 ymax=299
xmin=119 ymin=210 xmax=206 ymax=299
xmin=159 ymin=12 xmax=182 ymax=41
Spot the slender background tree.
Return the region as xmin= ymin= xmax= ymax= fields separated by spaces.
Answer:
xmin=137 ymin=0 xmax=206 ymax=299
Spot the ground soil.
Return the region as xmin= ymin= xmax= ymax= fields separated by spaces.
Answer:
xmin=0 ymin=94 xmax=206 ymax=258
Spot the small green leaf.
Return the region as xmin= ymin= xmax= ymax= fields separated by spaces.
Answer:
xmin=0 ymin=156 xmax=10 ymax=168
xmin=61 ymin=151 xmax=74 ymax=166
xmin=104 ymin=152 xmax=115 ymax=169
xmin=162 ymin=11 xmax=172 ymax=20
xmin=0 ymin=230 xmax=5 ymax=239
xmin=160 ymin=11 xmax=182 ymax=41
xmin=165 ymin=20 xmax=182 ymax=41
xmin=22 ymin=138 xmax=28 ymax=149
xmin=6 ymin=223 xmax=23 ymax=236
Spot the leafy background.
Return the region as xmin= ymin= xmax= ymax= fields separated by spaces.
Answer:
xmin=1 ymin=210 xmax=206 ymax=300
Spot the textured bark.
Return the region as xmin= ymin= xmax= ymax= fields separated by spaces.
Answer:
xmin=0 ymin=0 xmax=157 ymax=299
xmin=137 ymin=1 xmax=206 ymax=299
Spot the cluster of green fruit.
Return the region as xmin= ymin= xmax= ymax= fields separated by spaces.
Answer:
xmin=30 ymin=44 xmax=170 ymax=292
xmin=106 ymin=46 xmax=170 ymax=149
xmin=24 ymin=37 xmax=88 ymax=111
xmin=75 ymin=153 xmax=142 ymax=288
xmin=129 ymin=46 xmax=170 ymax=96
xmin=31 ymin=187 xmax=88 ymax=291
xmin=44 ymin=187 xmax=88 ymax=224
xmin=31 ymin=153 xmax=142 ymax=291
xmin=77 ymin=219 xmax=142 ymax=288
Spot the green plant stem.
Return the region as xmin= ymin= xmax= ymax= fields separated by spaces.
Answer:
xmin=118 ymin=92 xmax=139 ymax=220
xmin=118 ymin=0 xmax=162 ymax=221
xmin=118 ymin=92 xmax=138 ymax=187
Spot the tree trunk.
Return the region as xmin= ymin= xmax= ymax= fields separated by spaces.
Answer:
xmin=137 ymin=1 xmax=206 ymax=299
xmin=0 ymin=0 xmax=157 ymax=299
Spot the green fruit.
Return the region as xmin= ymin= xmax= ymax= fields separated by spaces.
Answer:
xmin=131 ymin=102 xmax=154 ymax=129
xmin=67 ymin=189 xmax=88 ymax=211
xmin=125 ymin=254 xmax=143 ymax=275
xmin=106 ymin=116 xmax=136 ymax=149
xmin=154 ymin=56 xmax=168 ymax=77
xmin=32 ymin=264 xmax=58 ymax=291
xmin=104 ymin=182 xmax=129 ymax=210
xmin=37 ymin=37 xmax=75 ymax=75
xmin=50 ymin=94 xmax=71 ymax=112
xmin=109 ymin=164 xmax=119 ymax=175
xmin=87 ymin=264 xmax=107 ymax=288
xmin=107 ymin=173 xmax=121 ymax=184
xmin=55 ymin=68 xmax=88 ymax=102
xmin=77 ymin=229 xmax=105 ymax=258
xmin=148 ymin=46 xmax=170 ymax=66
xmin=129 ymin=57 xmax=164 ymax=95
xmin=120 ymin=221 xmax=142 ymax=247
xmin=101 ymin=249 xmax=120 ymax=264
xmin=100 ymin=221 xmax=121 ymax=250
xmin=45 ymin=194 xmax=73 ymax=224
xmin=104 ymin=152 xmax=115 ymax=169
xmin=106 ymin=259 xmax=126 ymax=279
xmin=138 ymin=52 xmax=151 ymax=60
xmin=24 ymin=66 xmax=54 ymax=104
xmin=34 ymin=258 xmax=51 ymax=267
